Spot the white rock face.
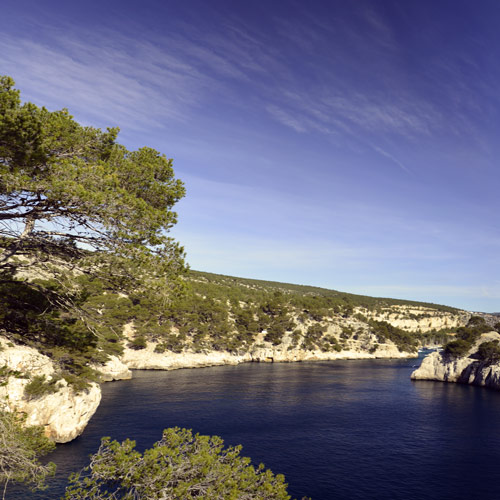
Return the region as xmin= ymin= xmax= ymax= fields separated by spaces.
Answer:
xmin=411 ymin=351 xmax=473 ymax=382
xmin=362 ymin=306 xmax=469 ymax=333
xmin=249 ymin=340 xmax=410 ymax=362
xmin=120 ymin=336 xmax=412 ymax=372
xmin=95 ymin=355 xmax=132 ymax=381
xmin=411 ymin=332 xmax=500 ymax=390
xmin=121 ymin=344 xmax=252 ymax=370
xmin=0 ymin=339 xmax=54 ymax=377
xmin=0 ymin=336 xmax=102 ymax=443
xmin=2 ymin=379 xmax=102 ymax=443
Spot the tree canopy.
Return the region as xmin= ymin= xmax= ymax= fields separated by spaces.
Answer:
xmin=0 ymin=75 xmax=186 ymax=298
xmin=64 ymin=427 xmax=296 ymax=500
xmin=0 ymin=76 xmax=187 ymax=357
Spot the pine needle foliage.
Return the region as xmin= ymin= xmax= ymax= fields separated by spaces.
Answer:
xmin=64 ymin=427 xmax=300 ymax=500
xmin=0 ymin=75 xmax=187 ymax=374
xmin=0 ymin=408 xmax=56 ymax=499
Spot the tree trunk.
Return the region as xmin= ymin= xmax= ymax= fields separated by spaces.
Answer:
xmin=20 ymin=216 xmax=35 ymax=239
xmin=0 ymin=216 xmax=36 ymax=266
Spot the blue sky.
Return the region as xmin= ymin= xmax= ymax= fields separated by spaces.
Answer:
xmin=1 ymin=0 xmax=499 ymax=312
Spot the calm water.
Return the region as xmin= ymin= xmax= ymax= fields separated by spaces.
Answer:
xmin=14 ymin=356 xmax=500 ymax=499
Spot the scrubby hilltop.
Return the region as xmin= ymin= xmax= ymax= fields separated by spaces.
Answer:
xmin=124 ymin=269 xmax=468 ymax=362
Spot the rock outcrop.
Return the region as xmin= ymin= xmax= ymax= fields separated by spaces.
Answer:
xmin=94 ymin=355 xmax=132 ymax=381
xmin=249 ymin=337 xmax=409 ymax=362
xmin=411 ymin=332 xmax=500 ymax=390
xmin=0 ymin=336 xmax=102 ymax=443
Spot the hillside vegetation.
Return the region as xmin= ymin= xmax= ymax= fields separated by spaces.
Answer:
xmin=2 ymin=268 xmax=468 ymax=385
xmin=1 ymin=267 xmax=470 ymax=388
xmin=443 ymin=315 xmax=500 ymax=359
xmin=160 ymin=270 xmax=465 ymax=354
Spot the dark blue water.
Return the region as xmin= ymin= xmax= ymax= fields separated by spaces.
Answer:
xmin=14 ymin=356 xmax=500 ymax=499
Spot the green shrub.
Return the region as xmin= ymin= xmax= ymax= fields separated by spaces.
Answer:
xmin=264 ymin=313 xmax=296 ymax=346
xmin=0 ymin=365 xmax=26 ymax=386
xmin=155 ymin=334 xmax=185 ymax=353
xmin=340 ymin=325 xmax=354 ymax=339
xmin=24 ymin=375 xmax=60 ymax=400
xmin=154 ymin=343 xmax=166 ymax=354
xmin=306 ymin=323 xmax=326 ymax=338
xmin=368 ymin=320 xmax=418 ymax=353
xmin=0 ymin=365 xmax=9 ymax=386
xmin=62 ymin=372 xmax=93 ymax=393
xmin=289 ymin=329 xmax=303 ymax=349
xmin=342 ymin=304 xmax=354 ymax=317
xmin=476 ymin=340 xmax=500 ymax=364
xmin=302 ymin=323 xmax=327 ymax=350
xmin=319 ymin=335 xmax=342 ymax=352
xmin=353 ymin=313 xmax=368 ymax=322
xmin=0 ymin=409 xmax=56 ymax=496
xmin=129 ymin=335 xmax=147 ymax=350
xmin=468 ymin=315 xmax=486 ymax=326
xmin=64 ymin=427 xmax=297 ymax=500
xmin=443 ymin=317 xmax=494 ymax=359
xmin=419 ymin=329 xmax=451 ymax=346
xmin=443 ymin=339 xmax=472 ymax=358
xmin=265 ymin=323 xmax=286 ymax=345
xmin=234 ymin=307 xmax=259 ymax=336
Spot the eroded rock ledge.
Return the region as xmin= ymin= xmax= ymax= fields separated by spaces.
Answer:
xmin=411 ymin=332 xmax=500 ymax=390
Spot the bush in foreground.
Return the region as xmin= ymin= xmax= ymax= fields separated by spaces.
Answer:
xmin=64 ymin=427 xmax=302 ymax=500
xmin=0 ymin=408 xmax=56 ymax=499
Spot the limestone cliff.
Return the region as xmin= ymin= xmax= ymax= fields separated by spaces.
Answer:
xmin=122 ymin=303 xmax=467 ymax=370
xmin=361 ymin=305 xmax=469 ymax=333
xmin=0 ymin=336 xmax=101 ymax=443
xmin=122 ymin=347 xmax=252 ymax=370
xmin=249 ymin=339 xmax=408 ymax=363
xmin=411 ymin=332 xmax=500 ymax=390
xmin=120 ymin=332 xmax=410 ymax=371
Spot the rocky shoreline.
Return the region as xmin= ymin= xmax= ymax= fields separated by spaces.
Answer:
xmin=411 ymin=331 xmax=500 ymax=390
xmin=1 ymin=335 xmax=413 ymax=443
xmin=1 ymin=305 xmax=484 ymax=444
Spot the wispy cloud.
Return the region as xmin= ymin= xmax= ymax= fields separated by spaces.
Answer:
xmin=0 ymin=32 xmax=206 ymax=129
xmin=372 ymin=146 xmax=412 ymax=174
xmin=0 ymin=5 xmax=452 ymax=145
xmin=266 ymin=105 xmax=307 ymax=133
xmin=173 ymin=173 xmax=477 ymax=264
